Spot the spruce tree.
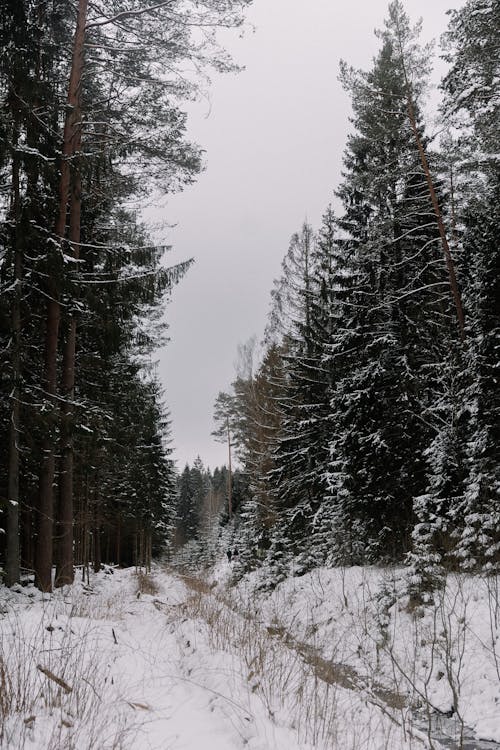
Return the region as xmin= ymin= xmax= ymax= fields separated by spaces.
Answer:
xmin=264 ymin=223 xmax=322 ymax=567
xmin=457 ymin=179 xmax=500 ymax=570
xmin=411 ymin=0 xmax=500 ymax=575
xmin=326 ymin=2 xmax=453 ymax=563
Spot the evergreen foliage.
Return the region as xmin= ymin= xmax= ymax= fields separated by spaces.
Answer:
xmin=0 ymin=0 xmax=254 ymax=586
xmin=3 ymin=0 xmax=497 ymax=591
xmin=325 ymin=4 xmax=454 ymax=564
xmin=207 ymin=0 xmax=499 ymax=589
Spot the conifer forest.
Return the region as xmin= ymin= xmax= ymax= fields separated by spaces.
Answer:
xmin=1 ymin=2 xmax=500 ymax=749
xmin=171 ymin=0 xmax=500 ymax=593
xmin=0 ymin=0 xmax=499 ymax=596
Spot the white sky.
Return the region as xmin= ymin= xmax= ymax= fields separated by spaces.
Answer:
xmin=154 ymin=0 xmax=463 ymax=472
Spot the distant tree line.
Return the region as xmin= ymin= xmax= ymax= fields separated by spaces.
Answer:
xmin=209 ymin=0 xmax=499 ymax=588
xmin=0 ymin=0 xmax=252 ymax=589
xmin=170 ymin=458 xmax=250 ymax=568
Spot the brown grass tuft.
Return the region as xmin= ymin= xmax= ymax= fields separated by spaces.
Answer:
xmin=135 ymin=570 xmax=160 ymax=597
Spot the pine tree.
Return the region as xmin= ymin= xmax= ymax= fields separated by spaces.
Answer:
xmin=237 ymin=344 xmax=285 ymax=552
xmin=265 ymin=214 xmax=352 ymax=571
xmin=0 ymin=0 xmax=69 ymax=585
xmin=69 ymin=209 xmax=187 ymax=572
xmin=0 ymin=0 xmax=255 ymax=586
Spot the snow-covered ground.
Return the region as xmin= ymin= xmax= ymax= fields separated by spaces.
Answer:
xmin=0 ymin=565 xmax=499 ymax=749
xmin=0 ymin=567 xmax=301 ymax=749
xmin=210 ymin=563 xmax=500 ymax=748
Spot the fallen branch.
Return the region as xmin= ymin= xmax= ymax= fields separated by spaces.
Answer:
xmin=37 ymin=664 xmax=73 ymax=693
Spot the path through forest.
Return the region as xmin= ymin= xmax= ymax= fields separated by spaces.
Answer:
xmin=1 ymin=565 xmax=499 ymax=749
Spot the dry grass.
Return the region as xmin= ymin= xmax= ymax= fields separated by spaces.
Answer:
xmin=175 ymin=570 xmax=472 ymax=749
xmin=134 ymin=570 xmax=160 ymax=597
xmin=69 ymin=589 xmax=127 ymax=621
xmin=0 ymin=594 xmax=137 ymax=749
xmin=179 ymin=573 xmax=213 ymax=595
xmin=0 ymin=653 xmax=12 ymax=740
xmin=177 ymin=574 xmax=410 ymax=749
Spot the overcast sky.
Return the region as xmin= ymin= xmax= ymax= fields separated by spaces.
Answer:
xmin=154 ymin=0 xmax=463 ymax=472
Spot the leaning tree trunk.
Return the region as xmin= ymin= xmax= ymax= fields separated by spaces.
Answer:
xmin=394 ymin=23 xmax=466 ymax=340
xmin=35 ymin=0 xmax=88 ymax=592
xmin=405 ymin=93 xmax=465 ymax=339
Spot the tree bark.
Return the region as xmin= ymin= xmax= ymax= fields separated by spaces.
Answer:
xmin=93 ymin=499 xmax=102 ymax=573
xmin=116 ymin=516 xmax=121 ymax=566
xmin=35 ymin=296 xmax=59 ymax=591
xmin=227 ymin=416 xmax=233 ymax=520
xmin=6 ymin=136 xmax=22 ymax=587
xmin=81 ymin=471 xmax=90 ymax=582
xmin=147 ymin=531 xmax=152 ymax=572
xmin=35 ymin=0 xmax=88 ymax=591
xmin=56 ymin=160 xmax=82 ymax=587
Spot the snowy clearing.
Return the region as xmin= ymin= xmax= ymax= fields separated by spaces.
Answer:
xmin=0 ymin=565 xmax=499 ymax=749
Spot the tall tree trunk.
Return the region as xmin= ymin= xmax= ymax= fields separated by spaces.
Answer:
xmin=56 ymin=162 xmax=82 ymax=587
xmin=6 ymin=137 xmax=22 ymax=587
xmin=104 ymin=526 xmax=110 ymax=566
xmin=35 ymin=0 xmax=88 ymax=591
xmin=146 ymin=531 xmax=151 ymax=573
xmin=227 ymin=416 xmax=233 ymax=520
xmin=93 ymin=503 xmax=102 ymax=574
xmin=116 ymin=516 xmax=121 ymax=566
xmin=82 ymin=471 xmax=90 ymax=582
xmin=22 ymin=500 xmax=35 ymax=572
xmin=405 ymin=95 xmax=465 ymax=338
xmin=35 ymin=298 xmax=59 ymax=591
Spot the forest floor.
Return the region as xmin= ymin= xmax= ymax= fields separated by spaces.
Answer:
xmin=0 ymin=564 xmax=499 ymax=749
